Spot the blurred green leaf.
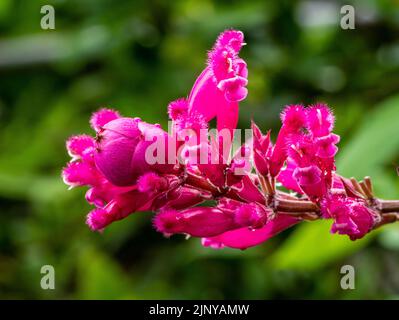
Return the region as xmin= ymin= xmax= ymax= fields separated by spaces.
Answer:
xmin=338 ymin=94 xmax=399 ymax=195
xmin=77 ymin=246 xmax=135 ymax=299
xmin=270 ymin=220 xmax=370 ymax=270
xmin=378 ymin=224 xmax=399 ymax=251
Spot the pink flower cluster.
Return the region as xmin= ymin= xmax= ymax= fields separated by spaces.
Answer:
xmin=63 ymin=30 xmax=388 ymax=250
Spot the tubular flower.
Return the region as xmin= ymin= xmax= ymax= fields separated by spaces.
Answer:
xmin=62 ymin=30 xmax=399 ymax=250
xmin=269 ymin=104 xmax=306 ymax=177
xmin=322 ymin=195 xmax=380 ymax=240
xmin=276 ymin=104 xmax=339 ymax=201
xmin=188 ymin=29 xmax=247 ymax=133
xmin=202 ymin=215 xmax=300 ymax=250
xmin=154 ymin=200 xmax=270 ymax=238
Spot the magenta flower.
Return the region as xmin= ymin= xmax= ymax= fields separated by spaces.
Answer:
xmin=95 ymin=117 xmax=176 ymax=187
xmin=188 ymin=30 xmax=247 ymax=133
xmin=252 ymin=121 xmax=272 ymax=177
xmin=276 ymin=104 xmax=339 ymax=201
xmin=322 ymin=195 xmax=379 ymax=240
xmin=293 ymin=165 xmax=325 ymax=199
xmin=63 ymin=30 xmax=399 ymax=248
xmin=154 ymin=207 xmax=236 ymax=238
xmin=202 ymin=215 xmax=300 ymax=250
xmin=306 ymin=103 xmax=335 ymax=137
xmin=63 ymin=109 xmax=181 ymax=231
xmin=269 ymin=104 xmax=306 ymax=177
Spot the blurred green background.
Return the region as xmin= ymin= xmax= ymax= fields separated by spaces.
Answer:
xmin=1 ymin=0 xmax=399 ymax=299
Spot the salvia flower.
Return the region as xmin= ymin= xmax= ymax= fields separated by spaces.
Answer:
xmin=188 ymin=30 xmax=247 ymax=133
xmin=322 ymin=195 xmax=380 ymax=240
xmin=63 ymin=30 xmax=399 ymax=249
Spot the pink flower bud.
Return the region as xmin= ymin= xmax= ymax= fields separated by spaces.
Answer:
xmin=62 ymin=161 xmax=100 ymax=188
xmin=269 ymin=105 xmax=306 ymax=177
xmin=66 ymin=135 xmax=95 ymax=159
xmin=202 ymin=214 xmax=300 ymax=250
xmin=90 ymin=108 xmax=120 ymax=132
xmin=154 ymin=207 xmax=237 ymax=237
xmin=94 ymin=117 xmax=142 ymax=186
xmin=168 ymin=98 xmax=188 ymax=121
xmin=86 ymin=189 xmax=155 ymax=231
xmin=323 ymin=195 xmax=379 ymax=240
xmin=160 ymin=187 xmax=206 ymax=210
xmin=94 ymin=118 xmax=175 ymax=186
xmin=306 ymin=103 xmax=335 ymax=137
xmin=280 ymin=104 xmax=307 ymax=132
xmin=234 ymin=203 xmax=269 ymax=229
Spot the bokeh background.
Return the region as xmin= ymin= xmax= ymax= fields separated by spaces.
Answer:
xmin=1 ymin=0 xmax=399 ymax=299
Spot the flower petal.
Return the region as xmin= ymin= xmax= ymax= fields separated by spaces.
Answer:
xmin=202 ymin=215 xmax=300 ymax=250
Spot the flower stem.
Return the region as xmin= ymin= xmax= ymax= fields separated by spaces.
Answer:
xmin=185 ymin=172 xmax=219 ymax=195
xmin=373 ymin=212 xmax=399 ymax=229
xmin=276 ymin=199 xmax=319 ymax=213
xmin=375 ymin=200 xmax=399 ymax=213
